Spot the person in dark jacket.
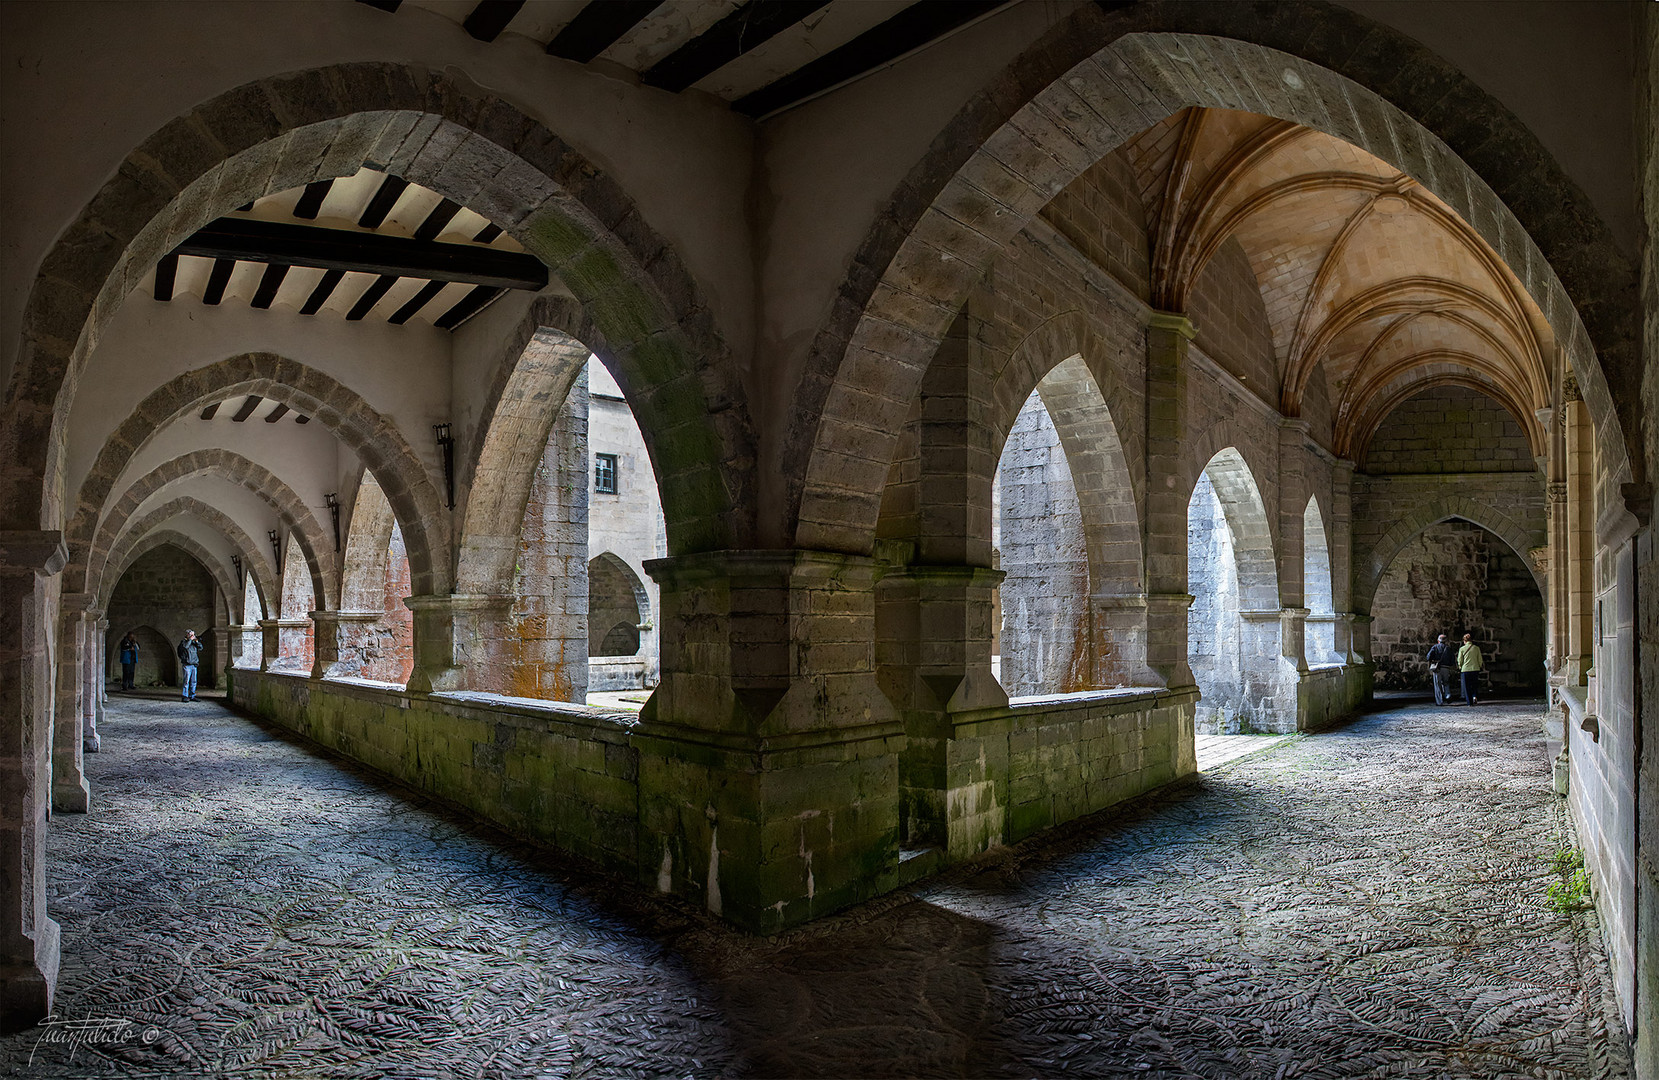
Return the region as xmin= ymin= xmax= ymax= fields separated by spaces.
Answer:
xmin=1425 ymin=634 xmax=1455 ymax=706
xmin=118 ymin=631 xmax=139 ymax=690
xmin=177 ymin=630 xmax=203 ymax=702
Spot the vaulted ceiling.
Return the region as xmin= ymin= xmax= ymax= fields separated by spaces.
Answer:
xmin=1122 ymin=107 xmax=1551 ymax=461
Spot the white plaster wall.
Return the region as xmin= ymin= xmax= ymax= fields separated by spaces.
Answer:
xmin=67 ymin=292 xmax=450 ymax=504
xmin=120 ymin=476 xmax=295 ymax=579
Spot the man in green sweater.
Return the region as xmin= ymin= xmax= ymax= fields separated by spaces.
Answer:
xmin=1457 ymin=633 xmax=1483 ymax=706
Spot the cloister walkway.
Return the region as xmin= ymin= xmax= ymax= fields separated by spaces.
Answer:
xmin=1 ymin=695 xmax=1631 ymax=1078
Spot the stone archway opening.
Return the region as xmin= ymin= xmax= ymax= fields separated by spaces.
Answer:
xmin=1370 ymin=517 xmax=1546 ymax=699
xmin=106 ymin=543 xmax=220 ymax=691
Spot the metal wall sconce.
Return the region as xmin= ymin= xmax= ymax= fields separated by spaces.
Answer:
xmin=325 ymin=492 xmax=341 ymax=552
xmin=269 ymin=529 xmax=282 ymax=575
xmin=232 ymin=554 xmax=243 ymax=588
xmin=434 ymin=423 xmax=455 ymax=509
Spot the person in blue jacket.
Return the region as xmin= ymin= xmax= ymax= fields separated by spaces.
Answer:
xmin=118 ymin=631 xmax=139 ymax=690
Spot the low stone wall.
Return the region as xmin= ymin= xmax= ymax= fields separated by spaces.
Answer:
xmin=942 ymin=687 xmax=1200 ymax=860
xmin=230 ymin=672 xmax=1209 ymax=927
xmin=1300 ymin=664 xmax=1371 ymax=730
xmin=228 ymin=670 xmax=641 ymax=871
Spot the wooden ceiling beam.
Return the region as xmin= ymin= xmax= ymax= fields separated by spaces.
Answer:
xmin=293 ymin=179 xmax=335 ymax=220
xmin=230 ymin=396 xmax=263 ymax=423
xmin=202 ymin=258 xmax=236 ymax=305
xmin=463 ymin=0 xmax=525 ymax=42
xmin=358 ymin=174 xmax=409 ymax=229
xmin=251 ymin=264 xmax=290 ymax=310
xmin=547 ymin=0 xmax=663 ymax=63
xmin=264 ymin=403 xmax=291 ymax=423
xmin=300 ymin=269 xmax=347 ymax=316
xmin=173 ymin=219 xmax=548 ymax=291
xmin=435 ymin=285 xmax=503 ymax=330
xmin=642 ymin=0 xmax=832 ymax=94
xmin=734 ymin=0 xmax=1007 ymax=118
xmin=347 ymin=276 xmax=399 ymax=321
xmin=154 ymin=254 xmax=178 ymax=302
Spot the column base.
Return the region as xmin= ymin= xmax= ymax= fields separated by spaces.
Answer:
xmin=51 ymin=778 xmax=88 ymax=814
xmin=0 ymin=917 xmax=60 ymax=1033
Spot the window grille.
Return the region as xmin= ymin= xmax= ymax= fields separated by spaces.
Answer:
xmin=595 ymin=453 xmax=618 ymax=494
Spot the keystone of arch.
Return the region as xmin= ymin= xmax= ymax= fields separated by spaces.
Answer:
xmin=3 ymin=62 xmax=752 ymax=556
xmin=787 ymin=12 xmax=1638 ymax=554
xmin=66 ymin=352 xmax=447 ymax=596
xmin=85 ymin=449 xmax=336 ymax=612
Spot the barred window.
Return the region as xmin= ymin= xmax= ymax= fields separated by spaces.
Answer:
xmin=594 ymin=453 xmax=618 ymax=494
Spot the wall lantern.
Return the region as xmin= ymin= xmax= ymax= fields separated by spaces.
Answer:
xmin=434 ymin=423 xmax=455 ymax=510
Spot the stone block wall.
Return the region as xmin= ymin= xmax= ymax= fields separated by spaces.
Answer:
xmin=1369 ymin=520 xmax=1545 ymax=693
xmin=997 ymin=391 xmax=1088 ymax=697
xmin=105 ymin=544 xmax=217 ymax=688
xmin=1188 ymin=472 xmax=1246 ymax=730
xmin=1037 ymin=153 xmax=1150 ymax=301
xmin=1363 ymin=387 xmax=1535 ymax=474
xmin=1189 ymin=237 xmax=1278 ymax=401
xmin=357 ymin=522 xmax=413 ymax=684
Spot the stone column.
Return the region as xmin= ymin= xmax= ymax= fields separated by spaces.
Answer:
xmin=308 ymin=611 xmax=383 ymax=680
xmin=256 ymin=619 xmax=304 ymax=672
xmin=403 ymin=594 xmax=513 ymax=694
xmin=1349 ymin=615 xmax=1373 ymax=664
xmin=1143 ymin=312 xmax=1197 ymax=689
xmin=51 ymin=598 xmax=90 ymax=813
xmin=1563 ymin=381 xmax=1594 ymax=683
xmin=1277 ymin=420 xmax=1309 ymax=677
xmin=1329 ymin=460 xmax=1361 ymax=668
xmin=1085 ymin=593 xmax=1155 ymax=687
xmin=81 ymin=618 xmax=102 ymax=753
xmin=0 ymin=530 xmax=67 ymax=1027
xmin=876 ymin=562 xmax=1006 ymax=852
xmin=635 ymin=551 xmax=902 ymax=934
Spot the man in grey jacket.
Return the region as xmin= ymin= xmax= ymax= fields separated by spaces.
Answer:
xmin=176 ymin=630 xmax=203 ymax=702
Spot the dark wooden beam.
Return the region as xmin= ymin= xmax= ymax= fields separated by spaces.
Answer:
xmin=300 ymin=269 xmax=347 ymax=316
xmin=347 ymin=276 xmax=399 ymax=321
xmin=202 ymin=258 xmax=236 ymax=305
xmin=473 ymin=223 xmax=503 ymax=244
xmin=293 ymin=179 xmax=334 ymax=220
xmin=251 ymin=263 xmax=290 ymax=309
xmin=199 ymin=402 xmax=220 ymax=420
xmin=356 ymin=0 xmax=401 ymax=12
xmin=295 ymin=415 xmax=311 ymax=425
xmin=641 ymin=0 xmax=832 ymax=93
xmin=358 ymin=174 xmax=409 ymax=229
xmin=463 ymin=0 xmax=525 ymax=42
xmin=413 ymin=198 xmax=462 ymax=241
xmin=154 ymin=254 xmax=178 ymax=302
xmin=434 ymin=285 xmax=503 ymax=330
xmin=230 ymin=396 xmax=263 ymax=423
xmin=389 ymin=280 xmax=449 ymax=325
xmin=264 ymin=403 xmax=291 ymax=423
xmin=546 ymin=0 xmax=663 ymax=63
xmin=174 ymin=219 xmax=548 ymax=291
xmin=735 ymin=0 xmax=1008 ymax=117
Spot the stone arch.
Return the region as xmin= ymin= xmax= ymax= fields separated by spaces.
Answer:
xmin=4 ymin=62 xmax=752 ymax=557
xmin=588 ymin=552 xmax=648 ymax=658
xmin=85 ymin=449 xmax=336 ymax=613
xmin=1192 ymin=447 xmax=1279 ymax=612
xmin=457 ymin=295 xmax=597 ymax=595
xmin=97 ymin=496 xmax=275 ymax=620
xmin=1347 ymin=371 xmax=1544 ymax=466
xmin=340 ymin=472 xmax=399 ymax=613
xmin=1355 ymin=496 xmax=1546 ymax=616
xmin=788 ymin=13 xmax=1638 ymax=553
xmin=1303 ymin=494 xmax=1337 ymax=664
xmin=103 ymin=531 xmax=239 ymax=628
xmin=67 ymin=353 xmax=446 ymax=596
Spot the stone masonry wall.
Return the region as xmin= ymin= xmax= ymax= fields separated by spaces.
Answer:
xmin=1369 ymin=520 xmax=1545 ymax=693
xmin=1188 ymin=473 xmax=1246 ymax=731
xmin=106 ymin=544 xmax=217 ymax=688
xmin=357 ymin=522 xmax=413 ymax=685
xmin=997 ymin=391 xmax=1088 ymax=697
xmin=1189 ymin=237 xmax=1278 ymax=403
xmin=1363 ymin=387 xmax=1535 ymax=474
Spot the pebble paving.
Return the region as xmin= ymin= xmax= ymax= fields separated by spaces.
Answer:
xmin=1 ymin=696 xmax=1632 ymax=1078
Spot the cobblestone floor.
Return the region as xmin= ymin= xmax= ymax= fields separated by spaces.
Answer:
xmin=2 ymin=697 xmax=1631 ymax=1078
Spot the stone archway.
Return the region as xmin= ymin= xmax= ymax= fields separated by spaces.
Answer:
xmin=96 ymin=495 xmax=276 ymax=622
xmin=85 ymin=449 xmax=336 ymax=614
xmin=787 ymin=15 xmax=1639 ymax=554
xmin=1354 ymin=495 xmax=1545 ymax=617
xmin=1303 ymin=495 xmax=1338 ymax=665
xmin=67 ymin=353 xmax=447 ymax=597
xmin=3 ymin=62 xmax=753 ymax=556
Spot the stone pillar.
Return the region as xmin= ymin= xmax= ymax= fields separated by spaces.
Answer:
xmin=1564 ymin=382 xmax=1595 ymax=683
xmin=256 ymin=619 xmax=304 ymax=672
xmin=1143 ymin=312 xmax=1197 ymax=689
xmin=309 ymin=611 xmax=380 ymax=680
xmin=1349 ymin=614 xmax=1373 ymax=664
xmin=1328 ymin=460 xmax=1362 ymax=669
xmin=876 ymin=562 xmax=1006 ymax=852
xmin=51 ymin=598 xmax=90 ymax=813
xmin=635 ymin=551 xmax=902 ymax=934
xmin=0 ymin=530 xmax=67 ymax=1027
xmin=223 ymin=623 xmax=255 ymax=671
xmin=403 ymin=594 xmax=513 ymax=694
xmin=1277 ymin=420 xmax=1309 ymax=675
xmin=1086 ymin=593 xmax=1155 ymax=687
xmin=81 ymin=618 xmax=102 ymax=753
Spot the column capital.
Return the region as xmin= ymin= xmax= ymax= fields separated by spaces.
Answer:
xmin=1146 ymin=310 xmax=1197 ymax=338
xmin=0 ymin=530 xmax=67 ymax=575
